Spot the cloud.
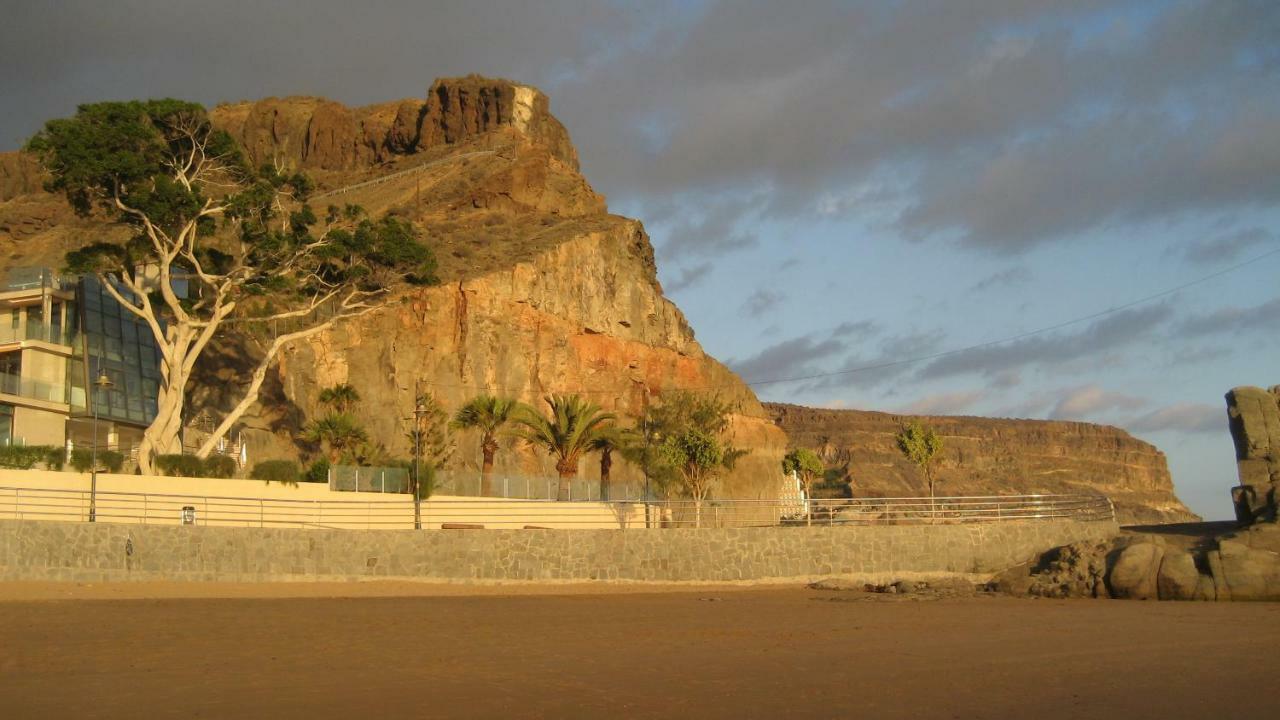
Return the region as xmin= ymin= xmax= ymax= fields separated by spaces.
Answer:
xmin=1178 ymin=227 xmax=1273 ymax=265
xmin=727 ymin=335 xmax=846 ymax=383
xmin=1048 ymin=384 xmax=1146 ymax=420
xmin=4 ymin=2 xmax=1277 ymax=256
xmin=1179 ymin=296 xmax=1280 ymax=337
xmin=900 ymin=391 xmax=985 ymax=415
xmin=740 ymin=288 xmax=784 ymax=318
xmin=1128 ymin=403 xmax=1225 ymax=434
xmin=664 ymin=262 xmax=713 ymax=293
xmin=656 ymin=198 xmax=759 ymax=260
xmin=917 ymin=304 xmax=1174 ymax=380
xmin=969 ymin=266 xmax=1031 ymax=293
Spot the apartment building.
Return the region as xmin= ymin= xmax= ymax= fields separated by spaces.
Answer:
xmin=0 ymin=268 xmax=162 ymax=462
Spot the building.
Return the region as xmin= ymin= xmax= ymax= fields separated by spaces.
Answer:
xmin=0 ymin=267 xmax=162 ymax=464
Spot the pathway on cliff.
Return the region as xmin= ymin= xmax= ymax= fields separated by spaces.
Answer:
xmin=310 ymin=146 xmax=512 ymax=201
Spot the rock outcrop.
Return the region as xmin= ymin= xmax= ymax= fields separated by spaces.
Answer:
xmin=766 ymin=403 xmax=1196 ymax=524
xmin=1226 ymin=385 xmax=1280 ymax=524
xmin=1007 ymin=523 xmax=1280 ymax=601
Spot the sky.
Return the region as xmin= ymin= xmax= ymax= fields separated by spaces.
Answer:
xmin=2 ymin=0 xmax=1277 ymax=519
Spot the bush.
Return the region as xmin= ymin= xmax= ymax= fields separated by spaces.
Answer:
xmin=250 ymin=460 xmax=300 ymax=485
xmin=70 ymin=448 xmax=124 ymax=473
xmin=203 ymin=454 xmax=238 ymax=479
xmin=303 ymin=458 xmax=330 ymax=484
xmin=154 ymin=454 xmax=205 ymax=477
xmin=0 ymin=444 xmax=60 ymax=469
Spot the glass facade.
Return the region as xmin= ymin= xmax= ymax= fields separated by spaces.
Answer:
xmin=75 ymin=276 xmax=161 ymax=425
xmin=0 ymin=404 xmax=12 ymax=445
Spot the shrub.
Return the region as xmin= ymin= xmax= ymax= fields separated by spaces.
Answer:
xmin=0 ymin=444 xmax=60 ymax=469
xmin=250 ymin=460 xmax=300 ymax=485
xmin=203 ymin=454 xmax=238 ymax=479
xmin=154 ymin=454 xmax=205 ymax=477
xmin=304 ymin=458 xmax=330 ymax=484
xmin=70 ymin=448 xmax=125 ymax=473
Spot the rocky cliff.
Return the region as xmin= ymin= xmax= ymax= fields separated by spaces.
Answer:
xmin=1226 ymin=385 xmax=1280 ymax=523
xmin=766 ymin=403 xmax=1196 ymax=524
xmin=182 ymin=77 xmax=785 ymax=500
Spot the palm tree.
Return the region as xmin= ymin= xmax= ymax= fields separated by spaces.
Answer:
xmin=302 ymin=412 xmax=368 ymax=463
xmin=451 ymin=395 xmax=520 ymax=496
xmin=318 ymin=384 xmax=361 ymax=413
xmin=513 ymin=394 xmax=616 ymax=501
xmin=588 ymin=426 xmax=633 ymax=501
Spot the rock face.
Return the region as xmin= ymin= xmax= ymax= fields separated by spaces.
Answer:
xmin=766 ymin=403 xmax=1196 ymax=524
xmin=1011 ymin=524 xmax=1280 ymax=601
xmin=1226 ymin=385 xmax=1280 ymax=524
xmin=208 ymin=75 xmax=579 ymax=175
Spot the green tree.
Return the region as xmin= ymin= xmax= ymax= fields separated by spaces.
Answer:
xmin=450 ymin=395 xmax=520 ymax=497
xmin=301 ymin=413 xmax=368 ymax=463
xmin=512 ymin=394 xmax=616 ymax=501
xmin=782 ymin=447 xmax=825 ymax=498
xmin=26 ymin=100 xmax=438 ymax=473
xmin=588 ymin=426 xmax=634 ymax=501
xmin=318 ymin=384 xmax=361 ymax=413
xmin=406 ymin=391 xmax=455 ymax=499
xmin=896 ymin=421 xmax=944 ymax=504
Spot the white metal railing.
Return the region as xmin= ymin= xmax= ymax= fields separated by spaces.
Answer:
xmin=0 ymin=486 xmax=1114 ymax=530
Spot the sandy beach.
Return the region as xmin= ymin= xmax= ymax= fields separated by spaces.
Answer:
xmin=2 ymin=581 xmax=1277 ymax=719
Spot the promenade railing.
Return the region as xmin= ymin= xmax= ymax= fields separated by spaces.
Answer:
xmin=0 ymin=485 xmax=1114 ymax=530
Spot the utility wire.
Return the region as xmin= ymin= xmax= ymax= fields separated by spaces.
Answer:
xmin=412 ymin=245 xmax=1280 ymax=396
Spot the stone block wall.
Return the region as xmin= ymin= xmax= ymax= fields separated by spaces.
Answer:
xmin=0 ymin=517 xmax=1117 ymax=584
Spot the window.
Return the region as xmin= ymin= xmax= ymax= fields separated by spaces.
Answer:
xmin=0 ymin=404 xmax=12 ymax=446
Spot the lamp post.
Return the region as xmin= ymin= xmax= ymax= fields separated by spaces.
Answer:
xmin=410 ymin=398 xmax=428 ymax=530
xmin=89 ymin=369 xmax=114 ymax=522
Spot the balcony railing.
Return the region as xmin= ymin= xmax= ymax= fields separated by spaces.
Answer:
xmin=0 ymin=324 xmax=76 ymax=347
xmin=0 ymin=372 xmax=69 ymax=404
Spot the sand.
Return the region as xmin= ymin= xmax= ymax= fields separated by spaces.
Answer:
xmin=2 ymin=581 xmax=1278 ymax=719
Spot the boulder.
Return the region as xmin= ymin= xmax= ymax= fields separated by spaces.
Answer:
xmin=1155 ymin=550 xmax=1203 ymax=601
xmin=1108 ymin=542 xmax=1164 ymax=600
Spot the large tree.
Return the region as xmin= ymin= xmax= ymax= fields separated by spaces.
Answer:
xmin=450 ymin=395 xmax=520 ymax=497
xmin=512 ymin=394 xmax=616 ymax=501
xmin=27 ymin=100 xmax=437 ymax=473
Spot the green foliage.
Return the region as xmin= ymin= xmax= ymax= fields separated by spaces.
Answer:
xmin=69 ymin=448 xmax=124 ymax=473
xmin=406 ymin=392 xmax=455 ymax=498
xmin=26 ymin=99 xmax=246 ymax=224
xmin=154 ymin=454 xmax=206 ymax=477
xmin=318 ymin=384 xmax=361 ymax=413
xmin=451 ymin=395 xmax=521 ymax=474
xmin=0 ymin=445 xmax=62 ymax=470
xmin=512 ymin=394 xmax=616 ymax=480
xmin=782 ymin=448 xmax=825 ymax=492
xmin=250 ymin=460 xmax=300 ymax=485
xmin=301 ymin=412 xmax=369 ymax=463
xmin=203 ymin=454 xmax=238 ymax=479
xmin=304 ymin=458 xmax=330 ymax=484
xmin=895 ymin=421 xmax=944 ymax=496
xmin=625 ymin=391 xmax=747 ymax=499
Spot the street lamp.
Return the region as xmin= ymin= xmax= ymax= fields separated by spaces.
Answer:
xmin=409 ymin=398 xmax=428 ymax=531
xmin=89 ymin=369 xmax=114 ymax=522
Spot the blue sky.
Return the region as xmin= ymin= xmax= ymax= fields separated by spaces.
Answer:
xmin=2 ymin=1 xmax=1277 ymax=518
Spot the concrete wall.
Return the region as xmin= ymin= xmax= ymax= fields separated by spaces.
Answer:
xmin=0 ymin=469 xmax=646 ymax=530
xmin=0 ymin=516 xmax=1118 ymax=584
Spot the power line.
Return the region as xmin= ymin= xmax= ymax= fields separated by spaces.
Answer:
xmin=412 ymin=244 xmax=1280 ymax=396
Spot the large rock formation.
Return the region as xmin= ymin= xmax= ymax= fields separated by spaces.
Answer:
xmin=1226 ymin=385 xmax=1280 ymax=524
xmin=766 ymin=403 xmax=1196 ymax=524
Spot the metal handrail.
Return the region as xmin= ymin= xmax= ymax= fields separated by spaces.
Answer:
xmin=0 ymin=485 xmax=1114 ymax=529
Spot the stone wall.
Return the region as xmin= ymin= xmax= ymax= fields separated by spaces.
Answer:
xmin=0 ymin=517 xmax=1117 ymax=584
xmin=1226 ymin=385 xmax=1280 ymax=524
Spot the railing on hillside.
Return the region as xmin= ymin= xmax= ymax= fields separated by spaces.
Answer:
xmin=0 ymin=486 xmax=1115 ymax=530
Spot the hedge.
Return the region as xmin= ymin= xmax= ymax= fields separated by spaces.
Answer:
xmin=250 ymin=460 xmax=300 ymax=485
